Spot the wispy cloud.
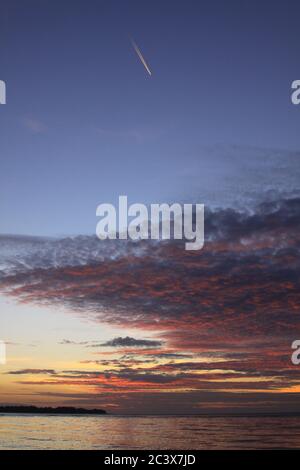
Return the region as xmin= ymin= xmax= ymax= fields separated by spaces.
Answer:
xmin=22 ymin=117 xmax=47 ymax=134
xmin=6 ymin=369 xmax=56 ymax=375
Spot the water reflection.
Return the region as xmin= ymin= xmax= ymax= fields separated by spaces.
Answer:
xmin=0 ymin=415 xmax=300 ymax=449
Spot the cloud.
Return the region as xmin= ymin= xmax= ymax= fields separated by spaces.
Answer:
xmin=57 ymin=337 xmax=162 ymax=348
xmin=6 ymin=369 xmax=56 ymax=375
xmin=98 ymin=336 xmax=162 ymax=348
xmin=23 ymin=117 xmax=47 ymax=134
xmin=58 ymin=339 xmax=90 ymax=345
xmin=1 ymin=197 xmax=300 ymax=405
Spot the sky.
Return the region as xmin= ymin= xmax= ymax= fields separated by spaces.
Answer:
xmin=0 ymin=0 xmax=300 ymax=414
xmin=1 ymin=0 xmax=300 ymax=235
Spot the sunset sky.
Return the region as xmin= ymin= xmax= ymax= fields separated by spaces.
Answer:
xmin=1 ymin=0 xmax=300 ymax=414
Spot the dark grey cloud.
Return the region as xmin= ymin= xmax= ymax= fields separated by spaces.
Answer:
xmin=205 ymin=196 xmax=300 ymax=242
xmin=6 ymin=369 xmax=56 ymax=375
xmin=99 ymin=336 xmax=162 ymax=348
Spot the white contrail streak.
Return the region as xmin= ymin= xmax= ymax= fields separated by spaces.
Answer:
xmin=131 ymin=39 xmax=152 ymax=76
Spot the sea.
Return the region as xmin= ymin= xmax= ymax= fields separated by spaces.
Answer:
xmin=1 ymin=415 xmax=300 ymax=449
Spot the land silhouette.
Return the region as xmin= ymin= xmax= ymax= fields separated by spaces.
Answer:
xmin=0 ymin=406 xmax=106 ymax=415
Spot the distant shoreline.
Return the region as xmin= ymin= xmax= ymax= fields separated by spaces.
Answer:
xmin=1 ymin=407 xmax=300 ymax=418
xmin=0 ymin=406 xmax=106 ymax=415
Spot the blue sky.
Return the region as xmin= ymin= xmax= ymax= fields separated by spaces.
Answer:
xmin=1 ymin=0 xmax=300 ymax=235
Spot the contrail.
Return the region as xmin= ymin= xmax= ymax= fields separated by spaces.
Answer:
xmin=131 ymin=39 xmax=152 ymax=76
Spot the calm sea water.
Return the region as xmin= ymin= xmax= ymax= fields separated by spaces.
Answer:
xmin=0 ymin=415 xmax=300 ymax=450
